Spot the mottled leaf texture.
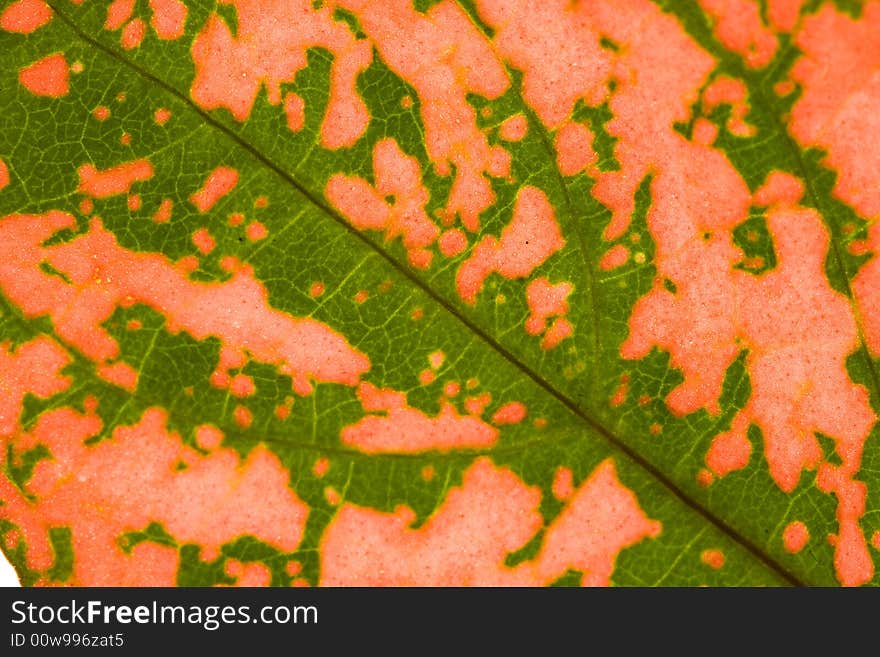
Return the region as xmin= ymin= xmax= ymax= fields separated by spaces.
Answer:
xmin=0 ymin=0 xmax=879 ymax=588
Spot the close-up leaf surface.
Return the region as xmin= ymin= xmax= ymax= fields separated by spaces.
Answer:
xmin=1 ymin=0 xmax=879 ymax=587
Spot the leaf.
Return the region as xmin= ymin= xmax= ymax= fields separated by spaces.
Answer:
xmin=0 ymin=0 xmax=878 ymax=587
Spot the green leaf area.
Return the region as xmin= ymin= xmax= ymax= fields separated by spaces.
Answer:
xmin=0 ymin=0 xmax=878 ymax=586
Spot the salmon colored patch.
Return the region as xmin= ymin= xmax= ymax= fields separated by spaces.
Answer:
xmin=848 ymin=240 xmax=870 ymax=259
xmin=477 ymin=0 xmax=725 ymax=249
xmin=254 ymin=196 xmax=268 ymax=209
xmin=782 ymin=520 xmax=809 ymax=554
xmin=410 ymin=307 xmax=423 ymax=321
xmin=321 ymin=457 xmax=660 ymax=585
xmin=767 ymin=0 xmax=805 ymax=31
xmin=0 ymin=212 xmax=370 ymax=398
xmin=92 ymin=106 xmax=111 ymax=122
xmin=319 ymin=457 xmax=540 ymax=585
xmin=228 ymin=212 xmax=244 ymax=227
xmin=610 ymin=374 xmax=629 ymax=408
xmin=464 ymin=392 xmax=491 ymax=416
xmin=555 ymin=122 xmax=597 ymax=176
xmin=702 ymin=76 xmax=755 ymax=138
xmin=210 ymin=368 xmax=230 ymax=389
xmin=443 ymin=381 xmax=460 ymax=397
xmin=190 ymin=166 xmax=238 ymax=212
xmin=229 ymin=560 xmax=265 ymax=585
xmin=525 ymin=277 xmax=573 ymax=350
xmin=327 ymin=138 xmax=438 ymax=269
xmin=774 ymin=80 xmax=795 ymax=96
xmin=120 ymin=133 xmax=132 ymax=146
xmin=474 ymin=0 xmax=610 ymax=129
xmin=696 ymin=0 xmax=777 ymax=68
xmin=153 ymin=198 xmax=173 ymax=223
xmin=19 ymin=53 xmax=69 ymax=98
xmin=4 ymin=529 xmax=21 ymax=551
xmin=499 ymin=114 xmax=528 ymax=142
xmin=337 ymin=0 xmax=511 ymax=231
xmin=78 ymin=159 xmax=154 ymax=198
xmin=421 ymin=465 xmax=435 ymax=481
xmin=871 ymin=531 xmax=880 ymax=550
xmin=154 ymin=108 xmax=171 ymax=125
xmin=354 ymin=290 xmax=368 ymax=304
xmin=229 ymin=373 xmax=256 ymax=398
xmin=620 ymin=145 xmax=876 ymax=586
xmin=491 ymin=402 xmax=527 ymax=425
xmin=122 ymin=542 xmax=179 ymax=586
xmin=0 ymin=337 xmax=70 ymax=438
xmin=1 ymin=0 xmax=51 ymax=33
xmin=83 ymin=395 xmax=99 ymax=414
xmin=599 ymin=244 xmax=629 ymax=271
xmin=224 ymin=558 xmax=244 ymax=578
xmin=649 ymin=423 xmax=662 ymax=436
xmin=105 ymin=0 xmax=134 ymax=30
xmin=705 ymin=414 xmax=752 ymax=477
xmin=190 ymin=0 xmax=371 ymax=149
xmin=428 ymin=351 xmax=445 ymax=369
xmin=195 ymin=424 xmax=224 ymax=450
xmin=790 ymin=4 xmax=880 ymax=219
xmin=127 ymin=194 xmax=141 ymax=211
xmin=121 ymin=18 xmax=146 ymax=49
xmin=408 ymin=249 xmax=432 ymax=269
xmin=284 ymin=92 xmax=306 ymax=133
xmin=309 ymin=282 xmax=325 ymax=298
xmin=245 ymin=221 xmax=267 ymax=241
xmin=0 ymin=407 xmax=309 ymax=584
xmin=312 ymin=458 xmax=330 ymax=478
xmin=552 ymin=467 xmax=574 ymax=501
xmin=233 ymin=404 xmax=253 ymax=429
xmin=692 ymin=118 xmax=718 ymax=146
xmin=190 ymin=228 xmax=214 ymax=255
xmin=176 ymin=255 xmax=199 ymax=273
xmin=418 ymin=369 xmax=436 ymax=385
xmin=700 ymin=548 xmax=725 ymax=569
xmin=341 ymin=382 xmax=498 ymax=453
xmin=96 ymin=361 xmax=139 ymax=392
xmin=126 ymin=319 xmax=142 ymax=331
xmin=0 ymin=159 xmax=8 ymax=191
xmin=487 ymin=145 xmax=512 ymax=178
xmin=697 ymin=468 xmax=715 ymax=487
xmin=149 ymin=0 xmax=187 ymax=39
xmin=438 ymin=229 xmax=467 ymax=258
xmin=235 ymin=562 xmax=272 ymax=586
xmin=456 ymin=186 xmax=564 ymax=304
